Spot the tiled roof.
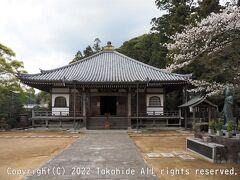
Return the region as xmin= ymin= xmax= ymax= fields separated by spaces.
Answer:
xmin=179 ymin=96 xmax=217 ymax=108
xmin=18 ymin=50 xmax=190 ymax=83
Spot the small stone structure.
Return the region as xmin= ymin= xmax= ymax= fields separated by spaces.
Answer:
xmin=193 ymin=132 xmax=240 ymax=164
xmin=186 ymin=137 xmax=224 ymax=163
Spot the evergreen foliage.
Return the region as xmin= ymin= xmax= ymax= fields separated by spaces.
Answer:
xmin=0 ymin=43 xmax=34 ymax=128
xmin=70 ymin=38 xmax=102 ymax=63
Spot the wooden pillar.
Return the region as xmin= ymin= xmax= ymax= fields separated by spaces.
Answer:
xmin=179 ymin=108 xmax=182 ymax=126
xmin=193 ymin=107 xmax=196 ymax=130
xmin=82 ymin=90 xmax=87 ymax=129
xmin=128 ymin=89 xmax=132 ymax=129
xmin=32 ymin=110 xmax=35 ymax=117
xmin=59 ymin=120 xmax=62 ymax=128
xmin=32 ymin=110 xmax=35 ymax=127
xmin=184 ymin=108 xmax=187 ymax=129
xmin=73 ymin=84 xmax=76 ymax=128
xmin=183 ymin=87 xmax=188 ymax=103
xmin=46 ymin=119 xmax=49 ymax=128
xmin=182 ymin=87 xmax=188 ymax=129
xmin=136 ymin=83 xmax=139 ymax=130
xmin=32 ymin=119 xmax=35 ymax=127
xmin=163 ymin=87 xmax=166 ymax=112
xmin=208 ymin=107 xmax=212 ymax=122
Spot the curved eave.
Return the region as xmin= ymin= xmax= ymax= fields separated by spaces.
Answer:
xmin=19 ymin=78 xmax=189 ymax=92
xmin=19 ymin=78 xmax=189 ymax=85
xmin=18 ymin=73 xmax=190 ymax=85
xmin=179 ymin=97 xmax=218 ymax=108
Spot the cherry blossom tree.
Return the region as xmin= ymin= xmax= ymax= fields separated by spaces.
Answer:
xmin=187 ymin=79 xmax=235 ymax=97
xmin=166 ymin=5 xmax=240 ymax=96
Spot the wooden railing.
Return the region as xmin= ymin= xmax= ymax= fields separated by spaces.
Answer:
xmin=132 ymin=111 xmax=180 ymax=117
xmin=32 ymin=111 xmax=82 ymax=117
xmin=32 ymin=110 xmax=180 ymax=118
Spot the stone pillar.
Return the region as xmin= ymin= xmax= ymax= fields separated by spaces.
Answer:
xmin=128 ymin=90 xmax=132 ymax=130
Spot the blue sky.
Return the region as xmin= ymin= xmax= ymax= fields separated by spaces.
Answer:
xmin=0 ymin=0 xmax=161 ymax=73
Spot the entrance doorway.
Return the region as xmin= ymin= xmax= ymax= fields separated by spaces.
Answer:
xmin=100 ymin=96 xmax=117 ymax=115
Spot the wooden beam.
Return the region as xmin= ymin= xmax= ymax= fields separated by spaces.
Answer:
xmin=89 ymin=92 xmax=128 ymax=96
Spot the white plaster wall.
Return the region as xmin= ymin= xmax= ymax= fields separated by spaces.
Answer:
xmin=51 ymin=91 xmax=70 ymax=115
xmin=52 ymin=107 xmax=69 ymax=116
xmin=147 ymin=107 xmax=164 ymax=115
xmin=146 ymin=94 xmax=164 ymax=115
xmin=52 ymin=94 xmax=70 ymax=107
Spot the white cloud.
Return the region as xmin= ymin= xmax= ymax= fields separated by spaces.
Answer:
xmin=0 ymin=0 xmax=161 ymax=73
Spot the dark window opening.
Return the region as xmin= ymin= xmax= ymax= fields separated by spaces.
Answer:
xmin=149 ymin=96 xmax=161 ymax=107
xmin=100 ymin=96 xmax=116 ymax=115
xmin=54 ymin=96 xmax=67 ymax=107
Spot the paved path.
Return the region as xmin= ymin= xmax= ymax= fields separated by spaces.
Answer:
xmin=27 ymin=130 xmax=157 ymax=179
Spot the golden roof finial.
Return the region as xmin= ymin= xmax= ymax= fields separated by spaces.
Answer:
xmin=104 ymin=41 xmax=114 ymax=50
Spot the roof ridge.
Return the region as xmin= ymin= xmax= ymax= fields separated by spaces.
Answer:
xmin=113 ymin=51 xmax=190 ymax=78
xmin=19 ymin=51 xmax=105 ymax=77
